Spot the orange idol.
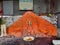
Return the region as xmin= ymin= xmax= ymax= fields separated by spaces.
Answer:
xmin=7 ymin=11 xmax=57 ymax=38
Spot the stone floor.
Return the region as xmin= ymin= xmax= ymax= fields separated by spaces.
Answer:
xmin=0 ymin=28 xmax=59 ymax=45
xmin=0 ymin=37 xmax=53 ymax=45
xmin=0 ymin=37 xmax=21 ymax=45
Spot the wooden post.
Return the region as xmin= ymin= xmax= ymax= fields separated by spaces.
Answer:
xmin=50 ymin=0 xmax=54 ymax=14
xmin=0 ymin=1 xmax=3 ymax=15
xmin=1 ymin=24 xmax=7 ymax=37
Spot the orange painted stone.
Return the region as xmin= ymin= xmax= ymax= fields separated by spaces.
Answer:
xmin=7 ymin=11 xmax=57 ymax=37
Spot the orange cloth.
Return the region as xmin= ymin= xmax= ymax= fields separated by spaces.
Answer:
xmin=7 ymin=11 xmax=57 ymax=37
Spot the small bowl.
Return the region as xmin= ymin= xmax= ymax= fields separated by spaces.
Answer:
xmin=23 ymin=36 xmax=35 ymax=41
xmin=52 ymin=40 xmax=60 ymax=44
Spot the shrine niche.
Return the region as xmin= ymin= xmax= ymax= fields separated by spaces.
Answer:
xmin=19 ymin=0 xmax=33 ymax=10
